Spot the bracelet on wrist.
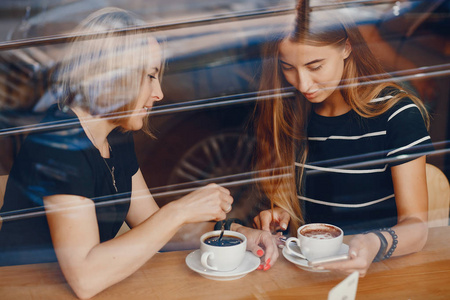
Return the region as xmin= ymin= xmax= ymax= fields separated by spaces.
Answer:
xmin=366 ymin=227 xmax=398 ymax=262
xmin=380 ymin=227 xmax=398 ymax=260
xmin=370 ymin=230 xmax=388 ymax=262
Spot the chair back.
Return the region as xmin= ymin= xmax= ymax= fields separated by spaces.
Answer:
xmin=0 ymin=174 xmax=8 ymax=230
xmin=426 ymin=164 xmax=450 ymax=227
xmin=0 ymin=174 xmax=8 ymax=209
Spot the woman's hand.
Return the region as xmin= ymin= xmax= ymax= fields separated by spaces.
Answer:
xmin=313 ymin=233 xmax=380 ymax=277
xmin=232 ymin=224 xmax=279 ymax=271
xmin=253 ymin=207 xmax=291 ymax=233
xmin=171 ymin=183 xmax=234 ymax=225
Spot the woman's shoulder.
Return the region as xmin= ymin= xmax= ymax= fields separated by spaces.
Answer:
xmin=378 ymin=88 xmax=429 ymax=135
xmin=373 ymin=87 xmax=420 ymax=118
xmin=373 ymin=87 xmax=412 ymax=104
xmin=28 ymin=104 xmax=88 ymax=150
xmin=17 ymin=105 xmax=94 ymax=175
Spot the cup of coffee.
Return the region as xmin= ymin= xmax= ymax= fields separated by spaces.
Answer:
xmin=285 ymin=223 xmax=343 ymax=261
xmin=200 ymin=230 xmax=247 ymax=272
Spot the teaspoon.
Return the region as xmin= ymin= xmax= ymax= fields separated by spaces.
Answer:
xmin=217 ymin=221 xmax=225 ymax=241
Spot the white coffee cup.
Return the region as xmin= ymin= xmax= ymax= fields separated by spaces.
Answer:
xmin=200 ymin=230 xmax=247 ymax=272
xmin=285 ymin=223 xmax=343 ymax=261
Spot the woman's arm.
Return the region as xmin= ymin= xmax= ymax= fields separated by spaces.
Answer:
xmin=44 ymin=170 xmax=232 ymax=299
xmin=125 ymin=169 xmax=160 ymax=228
xmin=319 ymin=156 xmax=428 ymax=276
xmin=387 ymin=155 xmax=429 ymax=255
xmin=126 ymin=170 xmax=217 ymax=251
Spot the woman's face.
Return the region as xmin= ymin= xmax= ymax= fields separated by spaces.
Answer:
xmin=278 ymin=39 xmax=351 ymax=106
xmin=125 ymin=39 xmax=164 ymax=131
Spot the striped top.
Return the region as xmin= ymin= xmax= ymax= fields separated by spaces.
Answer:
xmin=298 ymin=94 xmax=432 ymax=234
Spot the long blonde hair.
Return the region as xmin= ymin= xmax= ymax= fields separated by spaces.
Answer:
xmin=255 ymin=1 xmax=429 ymax=235
xmin=57 ymin=7 xmax=163 ymax=134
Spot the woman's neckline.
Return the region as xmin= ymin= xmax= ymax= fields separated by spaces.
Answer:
xmin=71 ymin=107 xmax=116 ymax=159
xmin=310 ymin=108 xmax=355 ymax=125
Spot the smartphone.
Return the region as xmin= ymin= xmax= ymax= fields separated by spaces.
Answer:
xmin=308 ymin=254 xmax=350 ymax=267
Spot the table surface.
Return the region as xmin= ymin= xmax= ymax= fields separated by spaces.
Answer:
xmin=1 ymin=226 xmax=449 ymax=300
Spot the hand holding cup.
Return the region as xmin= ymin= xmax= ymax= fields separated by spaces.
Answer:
xmin=285 ymin=223 xmax=343 ymax=261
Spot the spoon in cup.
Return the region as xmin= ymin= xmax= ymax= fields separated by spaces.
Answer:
xmin=217 ymin=221 xmax=225 ymax=241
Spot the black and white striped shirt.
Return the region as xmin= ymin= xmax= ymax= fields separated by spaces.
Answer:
xmin=298 ymin=94 xmax=432 ymax=234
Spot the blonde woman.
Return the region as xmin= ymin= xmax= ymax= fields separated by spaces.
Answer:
xmin=253 ymin=0 xmax=432 ymax=276
xmin=0 ymin=8 xmax=277 ymax=298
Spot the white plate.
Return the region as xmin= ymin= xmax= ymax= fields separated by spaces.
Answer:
xmin=282 ymin=243 xmax=349 ymax=273
xmin=185 ymin=250 xmax=260 ymax=281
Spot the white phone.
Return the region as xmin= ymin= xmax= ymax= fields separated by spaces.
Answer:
xmin=308 ymin=254 xmax=350 ymax=267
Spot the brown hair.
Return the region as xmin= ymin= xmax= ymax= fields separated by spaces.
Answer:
xmin=255 ymin=0 xmax=429 ymax=235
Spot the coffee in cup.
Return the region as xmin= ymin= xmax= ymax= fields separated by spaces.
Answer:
xmin=204 ymin=235 xmax=244 ymax=247
xmin=200 ymin=230 xmax=247 ymax=271
xmin=285 ymin=223 xmax=343 ymax=261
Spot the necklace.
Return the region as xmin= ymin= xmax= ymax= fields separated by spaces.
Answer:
xmin=82 ymin=121 xmax=119 ymax=193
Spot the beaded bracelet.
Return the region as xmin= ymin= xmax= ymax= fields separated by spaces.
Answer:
xmin=380 ymin=227 xmax=398 ymax=260
xmin=366 ymin=228 xmax=398 ymax=261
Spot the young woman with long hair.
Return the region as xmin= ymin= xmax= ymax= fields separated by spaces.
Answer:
xmin=253 ymin=0 xmax=432 ymax=276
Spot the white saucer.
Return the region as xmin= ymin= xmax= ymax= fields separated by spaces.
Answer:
xmin=282 ymin=243 xmax=349 ymax=273
xmin=185 ymin=250 xmax=260 ymax=281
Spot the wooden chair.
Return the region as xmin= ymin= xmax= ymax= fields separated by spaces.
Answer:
xmin=0 ymin=174 xmax=8 ymax=208
xmin=0 ymin=174 xmax=8 ymax=230
xmin=426 ymin=164 xmax=450 ymax=227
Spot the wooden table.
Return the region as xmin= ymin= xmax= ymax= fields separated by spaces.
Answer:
xmin=1 ymin=226 xmax=449 ymax=299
